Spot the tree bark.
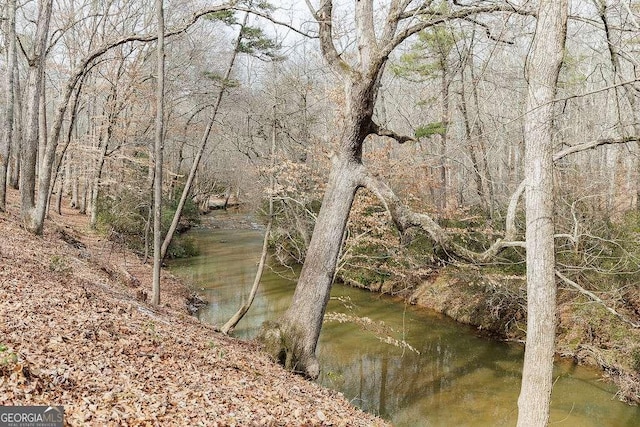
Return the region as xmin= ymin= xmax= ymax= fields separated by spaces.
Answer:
xmin=9 ymin=53 xmax=22 ymax=190
xmin=151 ymin=0 xmax=165 ymax=305
xmin=0 ymin=0 xmax=17 ymax=210
xmin=20 ymin=0 xmax=53 ymax=233
xmin=517 ymin=0 xmax=567 ymax=426
xmin=259 ymin=152 xmax=364 ymax=378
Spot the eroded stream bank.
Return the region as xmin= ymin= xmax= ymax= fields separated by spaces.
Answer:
xmin=171 ymin=212 xmax=640 ymax=426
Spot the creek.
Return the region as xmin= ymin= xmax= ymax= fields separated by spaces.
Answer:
xmin=170 ymin=212 xmax=640 ymax=426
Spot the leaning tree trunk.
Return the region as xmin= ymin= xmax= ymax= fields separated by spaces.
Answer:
xmin=517 ymin=0 xmax=567 ymax=426
xmin=258 ymin=44 xmax=375 ymax=376
xmin=259 ymin=152 xmax=363 ymax=378
xmin=160 ymin=14 xmax=246 ymax=260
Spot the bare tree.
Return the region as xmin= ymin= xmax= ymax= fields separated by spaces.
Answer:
xmin=0 ymin=0 xmax=17 ymax=211
xmin=151 ymin=0 xmax=166 ymax=306
xmin=160 ymin=12 xmax=249 ymax=260
xmin=20 ymin=0 xmax=54 ymax=232
xmin=517 ymin=0 xmax=568 ymax=425
xmin=258 ymin=0 xmax=534 ymax=379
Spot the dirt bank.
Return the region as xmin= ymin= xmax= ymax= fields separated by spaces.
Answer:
xmin=405 ymin=265 xmax=640 ymax=405
xmin=0 ymin=189 xmax=387 ymax=426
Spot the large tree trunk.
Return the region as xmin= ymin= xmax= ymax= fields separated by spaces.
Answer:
xmin=259 ymin=152 xmax=364 ymax=378
xmin=0 ymin=0 xmax=17 ymax=210
xmin=20 ymin=0 xmax=53 ymax=233
xmin=258 ymin=26 xmax=375 ymax=374
xmin=517 ymin=0 xmax=567 ymax=426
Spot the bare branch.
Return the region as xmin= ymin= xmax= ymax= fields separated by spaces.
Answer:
xmin=361 ymin=172 xmax=523 ymax=264
xmin=48 ymin=1 xmax=238 ymax=149
xmin=369 ymin=121 xmax=416 ymax=144
xmin=310 ymin=0 xmax=353 ymax=77
xmin=555 ymin=270 xmax=640 ymax=328
xmin=460 ymin=17 xmax=515 ymax=44
xmin=382 ymin=0 xmax=412 ymax=43
xmin=232 ymin=6 xmax=317 ymax=38
xmin=381 ymin=4 xmax=535 ymax=61
xmin=359 ymin=131 xmax=638 ymax=266
xmin=553 ymin=136 xmax=640 ymax=161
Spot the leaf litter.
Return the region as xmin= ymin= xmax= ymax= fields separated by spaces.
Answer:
xmin=0 ymin=190 xmax=387 ymax=426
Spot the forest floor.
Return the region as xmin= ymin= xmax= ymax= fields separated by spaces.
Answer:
xmin=0 ymin=188 xmax=387 ymax=426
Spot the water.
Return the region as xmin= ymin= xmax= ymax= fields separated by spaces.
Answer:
xmin=171 ymin=213 xmax=640 ymax=426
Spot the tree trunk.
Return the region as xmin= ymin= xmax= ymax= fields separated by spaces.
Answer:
xmin=151 ymin=0 xmax=165 ymax=305
xmin=20 ymin=0 xmax=53 ymax=233
xmin=55 ymin=171 xmax=63 ymax=215
xmin=48 ymin=78 xmax=85 ymax=215
xmin=79 ymin=170 xmax=88 ymax=214
xmin=437 ymin=64 xmax=449 ymax=212
xmin=89 ymin=134 xmax=109 ymax=229
xmin=9 ymin=54 xmax=22 ymax=190
xmin=222 ymin=104 xmax=277 ymax=334
xmin=517 ymin=1 xmax=567 ymax=426
xmin=221 ymin=220 xmax=272 ymax=334
xmin=70 ymin=164 xmax=79 ymax=209
xmin=160 ymin=15 xmax=246 ymax=259
xmin=38 ymin=66 xmax=48 ymax=177
xmin=468 ymin=45 xmax=495 ymax=214
xmin=259 ymin=153 xmax=363 ymax=378
xmin=0 ymin=0 xmax=17 ymax=210
xmin=459 ymin=79 xmax=489 ymax=211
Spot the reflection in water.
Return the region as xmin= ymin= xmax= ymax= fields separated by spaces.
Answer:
xmin=171 ymin=215 xmax=640 ymax=427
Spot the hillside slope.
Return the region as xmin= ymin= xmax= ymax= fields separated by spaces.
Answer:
xmin=0 ymin=189 xmax=386 ymax=426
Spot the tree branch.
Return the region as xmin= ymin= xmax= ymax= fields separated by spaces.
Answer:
xmin=460 ymin=17 xmax=515 ymax=44
xmin=555 ymin=270 xmax=640 ymax=328
xmin=553 ymin=136 xmax=639 ymax=161
xmin=382 ymin=0 xmax=412 ymax=43
xmin=358 ymin=132 xmax=638 ymax=265
xmin=307 ymin=0 xmax=353 ymax=77
xmin=381 ymin=3 xmax=535 ymax=61
xmin=232 ymin=6 xmax=318 ymax=39
xmin=361 ymin=172 xmax=523 ymax=264
xmin=369 ymin=121 xmax=416 ymax=144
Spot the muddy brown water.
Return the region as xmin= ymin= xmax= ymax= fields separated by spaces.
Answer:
xmin=170 ymin=212 xmax=640 ymax=426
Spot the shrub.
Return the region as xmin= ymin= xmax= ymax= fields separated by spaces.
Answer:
xmin=96 ymin=185 xmax=200 ymax=258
